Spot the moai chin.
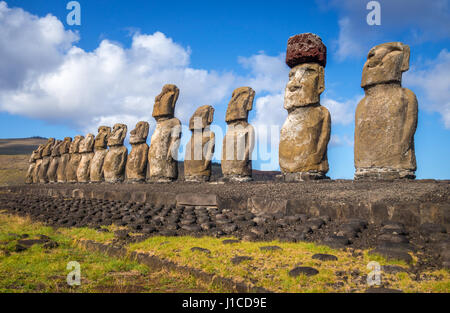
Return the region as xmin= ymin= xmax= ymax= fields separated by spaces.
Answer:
xmin=221 ymin=87 xmax=255 ymax=182
xmin=77 ymin=133 xmax=95 ymax=183
xmin=90 ymin=126 xmax=111 ymax=182
xmin=26 ymin=147 xmax=40 ymax=184
xmin=57 ymin=137 xmax=72 ymax=183
xmin=184 ymin=105 xmax=215 ymax=182
xmin=32 ymin=145 xmax=44 ymax=183
xmin=355 ymin=42 xmax=418 ymax=180
xmin=148 ymin=84 xmax=182 ymax=183
xmin=66 ymin=135 xmax=84 ymax=183
xmin=47 ymin=139 xmax=63 ymax=183
xmin=103 ymin=123 xmax=128 ymax=183
xmin=126 ymin=121 xmax=149 ymax=183
xmin=38 ymin=138 xmax=56 ymax=183
xmin=279 ymin=33 xmax=331 ymax=181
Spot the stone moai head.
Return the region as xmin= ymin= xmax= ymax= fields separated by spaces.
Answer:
xmin=361 ymin=42 xmax=410 ymax=88
xmin=129 ymin=121 xmax=149 ymax=144
xmin=225 ymin=87 xmax=255 ymax=123
xmin=94 ymin=126 xmax=111 ymax=150
xmin=284 ymin=33 xmax=326 ymax=110
xmin=152 ymin=84 xmax=179 ymax=119
xmin=32 ymin=145 xmax=43 ymax=160
xmin=107 ymin=123 xmax=127 ymax=147
xmin=69 ymin=135 xmax=84 ymax=154
xmin=79 ymin=133 xmax=95 ymax=153
xmin=51 ymin=140 xmax=63 ymax=157
xmin=59 ymin=137 xmax=72 ymax=154
xmin=42 ymin=138 xmax=56 ymax=157
xmin=189 ymin=105 xmax=214 ymax=130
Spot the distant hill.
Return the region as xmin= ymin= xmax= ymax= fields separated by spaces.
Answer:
xmin=0 ymin=137 xmax=48 ymax=155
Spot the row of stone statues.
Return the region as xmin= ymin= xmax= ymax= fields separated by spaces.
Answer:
xmin=26 ymin=33 xmax=418 ymax=183
xmin=26 ymin=83 xmax=256 ymax=184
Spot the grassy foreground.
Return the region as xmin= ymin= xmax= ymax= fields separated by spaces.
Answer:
xmin=0 ymin=212 xmax=221 ymax=293
xmin=0 ymin=211 xmax=449 ymax=293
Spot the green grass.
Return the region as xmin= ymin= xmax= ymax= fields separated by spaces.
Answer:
xmin=0 ymin=212 xmax=222 ymax=293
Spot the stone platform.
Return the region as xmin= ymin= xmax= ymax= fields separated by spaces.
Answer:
xmin=3 ymin=180 xmax=449 ymax=228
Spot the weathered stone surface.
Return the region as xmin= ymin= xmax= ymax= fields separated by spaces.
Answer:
xmin=26 ymin=146 xmax=41 ymax=184
xmin=176 ymin=193 xmax=219 ymax=207
xmin=56 ymin=137 xmax=72 ymax=183
xmin=288 ymin=266 xmax=319 ymax=277
xmin=280 ymin=35 xmax=330 ymax=180
xmin=184 ymin=105 xmax=215 ymax=182
xmin=355 ymin=42 xmax=417 ymax=180
xmin=104 ymin=124 xmax=128 ymax=183
xmin=126 ymin=121 xmax=149 ymax=183
xmin=90 ymin=126 xmax=111 ymax=182
xmin=47 ymin=139 xmax=63 ymax=183
xmin=66 ymin=135 xmax=84 ymax=183
xmin=148 ymin=84 xmax=182 ymax=182
xmin=77 ymin=133 xmax=95 ymax=183
xmin=286 ymin=33 xmax=327 ymax=68
xmin=38 ymin=138 xmax=55 ymax=183
xmin=222 ymin=87 xmax=255 ymax=181
xmin=248 ymin=197 xmax=287 ymax=215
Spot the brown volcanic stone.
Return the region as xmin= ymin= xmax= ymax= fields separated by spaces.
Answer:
xmin=56 ymin=137 xmax=72 ymax=183
xmin=126 ymin=121 xmax=149 ymax=182
xmin=47 ymin=140 xmax=63 ymax=183
xmin=184 ymin=105 xmax=215 ymax=182
xmin=26 ymin=147 xmax=40 ymax=184
xmin=77 ymin=133 xmax=95 ymax=183
xmin=148 ymin=84 xmax=182 ymax=182
xmin=38 ymin=138 xmax=55 ymax=183
xmin=90 ymin=126 xmax=111 ymax=182
xmin=222 ymin=87 xmax=255 ymax=181
xmin=286 ymin=33 xmax=327 ymax=68
xmin=355 ymin=42 xmax=417 ymax=180
xmin=104 ymin=124 xmax=128 ymax=183
xmin=66 ymin=135 xmax=84 ymax=183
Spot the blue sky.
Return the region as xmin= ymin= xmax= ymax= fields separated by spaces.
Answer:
xmin=0 ymin=0 xmax=449 ymax=179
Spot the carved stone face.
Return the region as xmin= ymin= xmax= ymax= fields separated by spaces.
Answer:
xmin=152 ymin=84 xmax=179 ymax=119
xmin=225 ymin=87 xmax=255 ymax=123
xmin=79 ymin=133 xmax=95 ymax=153
xmin=69 ymin=135 xmax=84 ymax=154
xmin=361 ymin=42 xmax=410 ymax=88
xmin=42 ymin=138 xmax=56 ymax=157
xmin=32 ymin=145 xmax=44 ymax=160
xmin=94 ymin=126 xmax=111 ymax=149
xmin=189 ymin=105 xmax=214 ymax=130
xmin=59 ymin=137 xmax=72 ymax=154
xmin=129 ymin=121 xmax=149 ymax=144
xmin=284 ymin=63 xmax=324 ymax=110
xmin=107 ymin=123 xmax=127 ymax=146
xmin=51 ymin=140 xmax=63 ymax=157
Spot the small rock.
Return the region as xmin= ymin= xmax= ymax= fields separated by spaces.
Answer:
xmin=15 ymin=244 xmax=27 ymax=252
xmin=419 ymin=223 xmax=446 ymax=235
xmin=381 ymin=265 xmax=409 ymax=274
xmin=312 ymin=253 xmax=338 ymax=261
xmin=288 ymin=266 xmax=319 ymax=277
xmin=222 ymin=239 xmax=240 ymax=245
xmin=322 ymin=235 xmax=350 ymax=248
xmin=222 ymin=223 xmax=238 ymax=233
xmin=190 ymin=247 xmax=211 ymax=254
xmin=43 ymin=241 xmax=59 ymax=249
xmin=231 ymin=256 xmax=253 ymax=265
xmin=114 ymin=230 xmax=129 ymax=240
xmin=260 ymin=245 xmax=282 ymax=251
xmin=369 ymin=248 xmax=412 ymax=264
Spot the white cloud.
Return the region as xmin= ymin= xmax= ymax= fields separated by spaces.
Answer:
xmin=322 ymin=95 xmax=363 ymax=126
xmin=405 ymin=49 xmax=450 ymax=128
xmin=329 ymin=134 xmax=353 ymax=147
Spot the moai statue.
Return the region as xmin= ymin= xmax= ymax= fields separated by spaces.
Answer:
xmin=66 ymin=135 xmax=84 ymax=183
xmin=355 ymin=42 xmax=418 ymax=180
xmin=25 ymin=147 xmax=40 ymax=184
xmin=126 ymin=121 xmax=149 ymax=183
xmin=57 ymin=137 xmax=72 ymax=183
xmin=103 ymin=123 xmax=128 ymax=183
xmin=77 ymin=133 xmax=95 ymax=183
xmin=148 ymin=84 xmax=182 ymax=182
xmin=221 ymin=87 xmax=255 ymax=182
xmin=38 ymin=138 xmax=56 ymax=183
xmin=90 ymin=126 xmax=111 ymax=182
xmin=32 ymin=145 xmax=44 ymax=183
xmin=184 ymin=105 xmax=215 ymax=182
xmin=47 ymin=139 xmax=63 ymax=183
xmin=279 ymin=33 xmax=331 ymax=181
